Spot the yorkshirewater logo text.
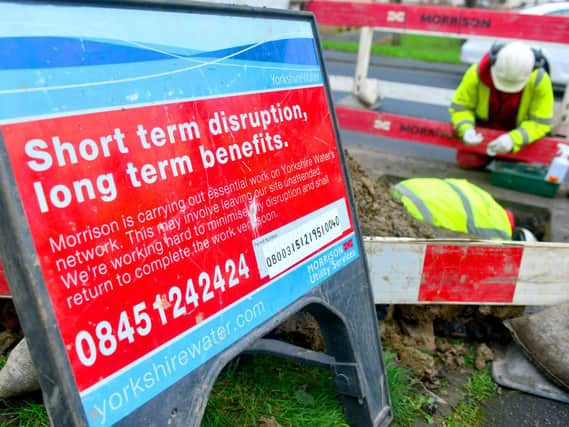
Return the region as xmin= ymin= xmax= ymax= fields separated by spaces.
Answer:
xmin=271 ymin=72 xmax=320 ymax=86
xmin=86 ymin=301 xmax=266 ymax=426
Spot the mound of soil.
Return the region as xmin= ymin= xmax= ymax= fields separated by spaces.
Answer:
xmin=346 ymin=151 xmax=438 ymax=239
xmin=345 ymin=151 xmax=477 ymax=240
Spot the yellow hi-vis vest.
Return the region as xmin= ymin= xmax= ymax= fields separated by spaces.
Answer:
xmin=392 ymin=178 xmax=512 ymax=240
xmin=449 ymin=64 xmax=554 ymax=153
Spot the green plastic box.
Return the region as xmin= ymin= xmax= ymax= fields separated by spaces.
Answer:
xmin=490 ymin=160 xmax=560 ymax=198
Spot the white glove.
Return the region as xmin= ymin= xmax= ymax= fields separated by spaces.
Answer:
xmin=463 ymin=128 xmax=484 ymax=145
xmin=486 ymin=133 xmax=514 ymax=156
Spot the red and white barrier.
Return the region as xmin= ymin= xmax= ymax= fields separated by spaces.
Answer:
xmin=306 ymin=0 xmax=569 ymax=44
xmin=2 ymin=239 xmax=568 ymax=304
xmin=336 ymin=106 xmax=564 ymax=164
xmin=365 ymin=238 xmax=569 ymax=305
xmin=309 ymin=0 xmax=569 ymax=133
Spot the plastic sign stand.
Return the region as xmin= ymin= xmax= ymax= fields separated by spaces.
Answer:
xmin=0 ymin=1 xmax=391 ymax=425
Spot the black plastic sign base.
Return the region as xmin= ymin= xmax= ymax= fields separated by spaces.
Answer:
xmin=0 ymin=0 xmax=391 ymax=425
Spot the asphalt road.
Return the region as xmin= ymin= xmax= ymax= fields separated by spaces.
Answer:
xmin=482 ymin=391 xmax=569 ymax=426
xmin=324 ymin=50 xmax=465 ymax=163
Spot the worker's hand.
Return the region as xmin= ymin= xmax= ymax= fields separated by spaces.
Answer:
xmin=487 ymin=133 xmax=514 ymax=156
xmin=463 ymin=128 xmax=484 ymax=145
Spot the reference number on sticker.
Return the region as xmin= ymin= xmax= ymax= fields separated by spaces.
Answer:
xmin=260 ymin=208 xmax=343 ymax=278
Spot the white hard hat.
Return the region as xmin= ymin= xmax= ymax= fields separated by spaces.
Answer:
xmin=490 ymin=42 xmax=534 ymax=93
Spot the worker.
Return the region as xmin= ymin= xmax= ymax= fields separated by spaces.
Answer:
xmin=391 ymin=178 xmax=520 ymax=240
xmin=449 ymin=41 xmax=554 ymax=169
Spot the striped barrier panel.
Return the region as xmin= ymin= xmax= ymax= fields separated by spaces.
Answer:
xmin=365 ymin=237 xmax=569 ymax=305
xmin=305 ymin=0 xmax=569 ymax=43
xmin=336 ymin=106 xmax=565 ymax=165
xmin=3 ymin=239 xmax=568 ymax=304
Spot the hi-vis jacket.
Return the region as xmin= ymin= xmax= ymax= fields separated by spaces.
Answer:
xmin=392 ymin=178 xmax=512 ymax=240
xmin=449 ymin=63 xmax=554 ymax=153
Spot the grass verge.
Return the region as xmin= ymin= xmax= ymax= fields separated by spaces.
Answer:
xmin=204 ymin=349 xmax=434 ymax=426
xmin=383 ymin=349 xmax=435 ymax=426
xmin=445 ymin=367 xmax=497 ymax=426
xmin=0 ymin=348 xmax=496 ymax=427
xmin=203 ymin=354 xmax=348 ymax=426
xmin=322 ymin=34 xmax=463 ymax=64
xmin=0 ymin=395 xmax=49 ymax=427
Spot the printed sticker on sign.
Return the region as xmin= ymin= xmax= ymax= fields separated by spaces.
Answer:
xmin=253 ymin=199 xmax=350 ymax=278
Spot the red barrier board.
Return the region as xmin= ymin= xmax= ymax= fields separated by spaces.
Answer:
xmin=2 ymin=86 xmax=354 ymax=392
xmin=306 ymin=1 xmax=569 ymax=44
xmin=336 ymin=106 xmax=562 ymax=165
xmin=419 ymin=245 xmax=523 ymax=303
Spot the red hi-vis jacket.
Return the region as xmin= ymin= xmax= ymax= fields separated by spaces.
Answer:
xmin=450 ymin=53 xmax=554 ymax=153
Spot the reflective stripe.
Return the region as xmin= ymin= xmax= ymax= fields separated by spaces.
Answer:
xmin=444 ymin=180 xmax=510 ymax=239
xmin=468 ymin=185 xmax=512 ymax=239
xmin=528 ymin=114 xmax=554 ymax=125
xmin=456 ymin=119 xmax=475 ymax=130
xmin=392 ymin=183 xmax=433 ymax=224
xmin=474 ymin=227 xmax=511 ymax=239
xmin=444 ymin=180 xmax=475 ymax=233
xmin=517 ymin=127 xmax=530 ymax=145
xmin=534 ymin=68 xmax=545 ymax=88
xmin=450 ymin=102 xmax=472 ymax=112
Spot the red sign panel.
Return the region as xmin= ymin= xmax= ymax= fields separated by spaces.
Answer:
xmin=2 ymin=86 xmax=354 ymax=391
xmin=0 ymin=260 xmax=10 ymax=297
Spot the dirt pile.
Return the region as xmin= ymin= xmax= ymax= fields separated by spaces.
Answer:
xmin=345 ymin=151 xmax=478 ymax=240
xmin=346 ymin=151 xmax=438 ymax=238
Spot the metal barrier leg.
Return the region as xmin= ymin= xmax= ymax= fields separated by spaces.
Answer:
xmin=353 ymin=27 xmax=381 ymax=108
xmin=304 ymin=302 xmax=392 ymax=427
